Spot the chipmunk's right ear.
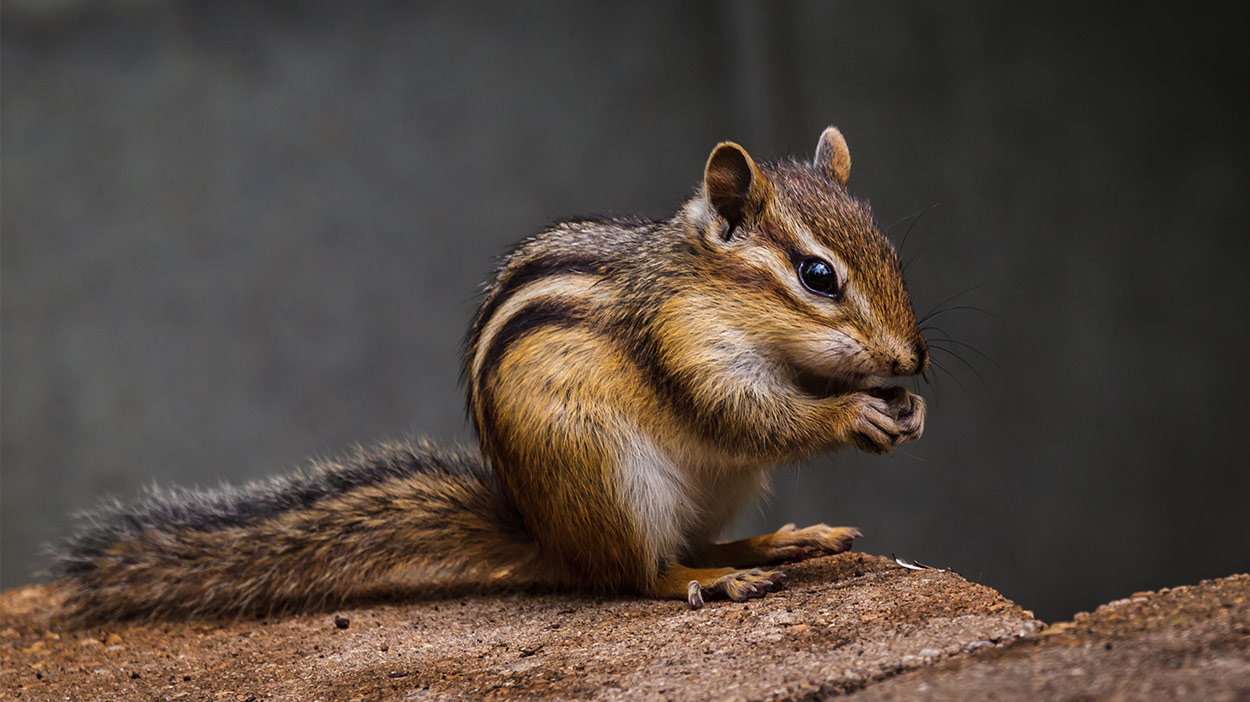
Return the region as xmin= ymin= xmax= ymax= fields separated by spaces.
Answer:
xmin=704 ymin=142 xmax=773 ymax=239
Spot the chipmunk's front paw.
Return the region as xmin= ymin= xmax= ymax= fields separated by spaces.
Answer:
xmin=687 ymin=569 xmax=786 ymax=608
xmin=844 ymin=386 xmax=925 ymax=454
xmin=763 ymin=523 xmax=862 ymax=562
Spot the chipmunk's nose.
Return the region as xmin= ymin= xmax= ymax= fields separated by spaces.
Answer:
xmin=890 ymin=341 xmax=928 ymax=376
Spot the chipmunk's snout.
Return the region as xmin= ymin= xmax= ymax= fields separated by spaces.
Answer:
xmin=889 ymin=340 xmax=929 ymax=377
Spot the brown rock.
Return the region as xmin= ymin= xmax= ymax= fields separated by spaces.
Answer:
xmin=0 ymin=554 xmax=1039 ymax=700
xmin=849 ymin=573 xmax=1250 ymax=701
xmin=8 ymin=555 xmax=1242 ymax=700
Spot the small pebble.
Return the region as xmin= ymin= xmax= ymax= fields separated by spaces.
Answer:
xmin=334 ymin=615 xmax=350 ymax=630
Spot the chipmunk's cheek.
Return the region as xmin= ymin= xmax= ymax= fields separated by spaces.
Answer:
xmin=782 ymin=331 xmax=873 ymax=381
xmin=788 ymin=366 xmax=844 ymax=399
xmin=782 ymin=347 xmax=876 ymax=400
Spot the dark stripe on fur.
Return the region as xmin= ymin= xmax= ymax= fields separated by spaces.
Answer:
xmin=474 ymin=291 xmax=773 ymax=451
xmin=611 ymin=312 xmax=792 ymax=455
xmin=715 ymin=255 xmax=812 ymax=320
xmin=472 ymin=299 xmax=591 ymax=440
xmin=614 ymin=318 xmax=726 ymax=445
xmin=476 ymin=299 xmax=589 ymax=389
xmin=464 ymin=255 xmax=605 ymax=378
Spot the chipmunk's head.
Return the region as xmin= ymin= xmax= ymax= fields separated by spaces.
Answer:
xmin=686 ymin=126 xmax=927 ymax=396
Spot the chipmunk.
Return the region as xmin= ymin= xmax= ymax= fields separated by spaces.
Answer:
xmin=50 ymin=126 xmax=928 ymax=621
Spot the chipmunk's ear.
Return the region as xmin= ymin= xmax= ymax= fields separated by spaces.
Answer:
xmin=814 ymin=126 xmax=851 ymax=186
xmin=704 ymin=141 xmax=772 ymax=238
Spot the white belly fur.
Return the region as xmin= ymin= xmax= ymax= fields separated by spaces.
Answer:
xmin=616 ymin=429 xmax=772 ymax=564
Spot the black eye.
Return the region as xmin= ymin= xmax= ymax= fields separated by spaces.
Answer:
xmin=798 ymin=257 xmax=841 ymax=298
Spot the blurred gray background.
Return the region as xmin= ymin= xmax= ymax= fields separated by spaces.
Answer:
xmin=3 ymin=1 xmax=1248 ymax=622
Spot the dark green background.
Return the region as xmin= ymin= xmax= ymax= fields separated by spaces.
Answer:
xmin=3 ymin=1 xmax=1248 ymax=621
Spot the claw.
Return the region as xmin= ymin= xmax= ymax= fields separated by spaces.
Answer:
xmin=687 ymin=580 xmax=704 ymax=609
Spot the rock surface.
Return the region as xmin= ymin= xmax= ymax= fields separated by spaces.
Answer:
xmin=851 ymin=572 xmax=1250 ymax=701
xmin=0 ymin=554 xmax=1245 ymax=701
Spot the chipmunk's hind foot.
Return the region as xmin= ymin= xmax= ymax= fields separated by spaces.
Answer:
xmin=687 ymin=568 xmax=786 ymax=608
xmin=647 ymin=563 xmax=786 ymax=609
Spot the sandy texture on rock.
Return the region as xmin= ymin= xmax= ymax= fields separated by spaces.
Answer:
xmin=2 ymin=553 xmax=1038 ymax=700
xmin=10 ymin=555 xmax=1243 ymax=701
xmin=848 ymin=573 xmax=1250 ymax=701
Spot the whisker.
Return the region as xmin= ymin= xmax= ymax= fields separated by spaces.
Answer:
xmin=919 ymin=303 xmax=999 ymax=328
xmin=903 ymin=248 xmax=925 ymax=274
xmin=928 ymin=357 xmax=971 ymax=395
xmin=924 ymin=367 xmax=938 ymax=393
xmin=899 ymin=200 xmax=940 ymax=252
xmin=939 ymin=304 xmax=999 ymax=319
xmin=929 ymin=344 xmax=988 ymax=389
xmin=926 ymin=337 xmax=1000 ymax=369
xmin=918 ymin=283 xmax=990 ymax=325
xmin=884 ymin=203 xmax=931 ymax=233
xmin=885 ymin=200 xmax=942 ymax=252
xmin=894 ymin=449 xmax=930 ymax=463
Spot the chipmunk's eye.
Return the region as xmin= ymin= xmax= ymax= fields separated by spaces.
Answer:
xmin=798 ymin=257 xmax=841 ymax=298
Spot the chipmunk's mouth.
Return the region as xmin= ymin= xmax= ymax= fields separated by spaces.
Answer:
xmin=788 ymin=364 xmax=880 ymax=400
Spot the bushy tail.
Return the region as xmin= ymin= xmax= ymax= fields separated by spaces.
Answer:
xmin=51 ymin=440 xmax=542 ymax=622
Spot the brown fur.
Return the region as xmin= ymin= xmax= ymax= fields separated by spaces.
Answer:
xmin=55 ymin=442 xmax=542 ymax=622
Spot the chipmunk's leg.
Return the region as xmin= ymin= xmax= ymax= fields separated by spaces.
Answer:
xmin=648 ymin=563 xmax=786 ymax=609
xmin=697 ymin=523 xmax=862 ymax=568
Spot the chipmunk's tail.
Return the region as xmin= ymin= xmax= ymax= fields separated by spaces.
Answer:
xmin=50 ymin=440 xmax=542 ymax=622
